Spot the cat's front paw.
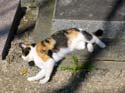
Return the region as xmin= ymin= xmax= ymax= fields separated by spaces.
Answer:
xmin=39 ymin=78 xmax=49 ymax=84
xmin=27 ymin=77 xmax=35 ymax=81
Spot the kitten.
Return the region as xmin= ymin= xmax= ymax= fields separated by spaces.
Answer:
xmin=19 ymin=28 xmax=106 ymax=84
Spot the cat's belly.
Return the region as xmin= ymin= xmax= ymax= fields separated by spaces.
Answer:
xmin=52 ymin=48 xmax=71 ymax=62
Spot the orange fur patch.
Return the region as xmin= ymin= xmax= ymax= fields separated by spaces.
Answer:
xmin=36 ymin=43 xmax=50 ymax=62
xmin=66 ymin=28 xmax=79 ymax=39
xmin=44 ymin=38 xmax=56 ymax=49
xmin=65 ymin=28 xmax=79 ymax=45
xmin=36 ymin=38 xmax=56 ymax=62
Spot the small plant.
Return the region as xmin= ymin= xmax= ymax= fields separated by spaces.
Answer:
xmin=60 ymin=55 xmax=97 ymax=75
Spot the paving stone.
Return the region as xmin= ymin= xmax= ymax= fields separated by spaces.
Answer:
xmin=0 ymin=0 xmax=20 ymax=59
xmin=55 ymin=0 xmax=125 ymax=21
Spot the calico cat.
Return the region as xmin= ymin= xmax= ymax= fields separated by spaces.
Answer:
xmin=19 ymin=28 xmax=106 ymax=84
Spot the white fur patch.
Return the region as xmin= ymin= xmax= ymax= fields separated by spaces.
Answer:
xmin=53 ymin=48 xmax=71 ymax=62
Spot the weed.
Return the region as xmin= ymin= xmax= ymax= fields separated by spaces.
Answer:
xmin=60 ymin=55 xmax=97 ymax=75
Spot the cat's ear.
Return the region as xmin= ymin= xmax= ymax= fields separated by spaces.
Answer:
xmin=19 ymin=42 xmax=26 ymax=49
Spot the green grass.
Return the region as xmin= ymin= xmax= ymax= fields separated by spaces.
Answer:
xmin=60 ymin=55 xmax=97 ymax=75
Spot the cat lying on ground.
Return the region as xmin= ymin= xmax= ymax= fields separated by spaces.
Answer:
xmin=19 ymin=28 xmax=106 ymax=84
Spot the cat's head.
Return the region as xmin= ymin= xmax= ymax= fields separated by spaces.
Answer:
xmin=19 ymin=43 xmax=35 ymax=62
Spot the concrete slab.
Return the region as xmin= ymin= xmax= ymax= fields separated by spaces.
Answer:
xmin=32 ymin=0 xmax=56 ymax=42
xmin=52 ymin=19 xmax=125 ymax=39
xmin=0 ymin=0 xmax=20 ymax=59
xmin=95 ymin=61 xmax=125 ymax=70
xmin=55 ymin=0 xmax=125 ymax=21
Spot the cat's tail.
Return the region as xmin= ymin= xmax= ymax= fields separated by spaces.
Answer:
xmin=95 ymin=37 xmax=106 ymax=48
xmin=93 ymin=29 xmax=106 ymax=48
xmin=93 ymin=29 xmax=104 ymax=37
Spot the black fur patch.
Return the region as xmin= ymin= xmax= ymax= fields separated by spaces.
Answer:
xmin=31 ymin=43 xmax=36 ymax=47
xmin=51 ymin=30 xmax=68 ymax=52
xmin=82 ymin=31 xmax=93 ymax=40
xmin=28 ymin=61 xmax=35 ymax=66
xmin=48 ymin=50 xmax=53 ymax=58
xmin=41 ymin=41 xmax=46 ymax=47
xmin=45 ymin=39 xmax=50 ymax=43
xmin=93 ymin=29 xmax=103 ymax=37
xmin=22 ymin=47 xmax=31 ymax=56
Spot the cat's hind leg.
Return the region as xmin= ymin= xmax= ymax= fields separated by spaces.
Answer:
xmin=95 ymin=38 xmax=106 ymax=48
xmin=70 ymin=41 xmax=86 ymax=51
xmin=87 ymin=43 xmax=94 ymax=52
xmin=39 ymin=59 xmax=55 ymax=84
xmin=75 ymin=41 xmax=86 ymax=50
